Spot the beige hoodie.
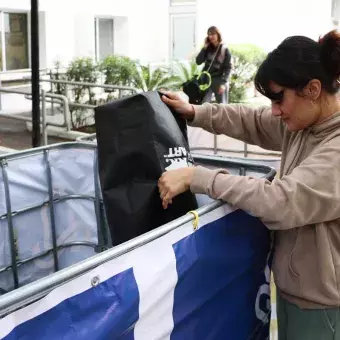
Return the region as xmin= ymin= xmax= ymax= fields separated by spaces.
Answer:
xmin=189 ymin=102 xmax=340 ymax=309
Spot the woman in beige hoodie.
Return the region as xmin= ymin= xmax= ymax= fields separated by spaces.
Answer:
xmin=159 ymin=30 xmax=340 ymax=339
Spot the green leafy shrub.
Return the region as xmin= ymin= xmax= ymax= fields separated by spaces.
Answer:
xmin=49 ymin=58 xmax=100 ymax=129
xmin=228 ymin=44 xmax=266 ymax=103
xmin=46 ymin=44 xmax=267 ymax=130
xmin=100 ymin=55 xmax=137 ymax=87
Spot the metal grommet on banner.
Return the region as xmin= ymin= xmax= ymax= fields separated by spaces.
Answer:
xmin=91 ymin=276 xmax=100 ymax=287
xmin=188 ymin=210 xmax=199 ymax=231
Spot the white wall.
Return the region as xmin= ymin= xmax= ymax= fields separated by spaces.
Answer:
xmin=0 ymin=0 xmax=75 ymax=69
xmin=74 ymin=13 xmax=96 ymax=59
xmin=38 ymin=11 xmax=47 ymax=69
xmin=114 ymin=16 xmax=129 ymax=56
xmin=0 ymin=0 xmax=30 ymax=11
xmin=73 ymin=14 xmax=130 ymax=60
xmin=72 ymin=0 xmax=130 ymax=61
xmin=44 ymin=9 xmax=75 ymax=67
xmin=64 ymin=0 xmax=170 ymax=64
xmin=0 ymin=0 xmax=171 ymax=69
xmin=127 ymin=0 xmax=170 ymax=63
xmin=1 ymin=0 xmax=334 ymax=71
xmin=55 ymin=0 xmax=169 ymax=65
xmin=196 ymin=0 xmax=333 ymax=52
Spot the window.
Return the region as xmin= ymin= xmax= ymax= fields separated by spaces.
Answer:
xmin=171 ymin=14 xmax=196 ymax=60
xmin=94 ymin=17 xmax=114 ymax=61
xmin=0 ymin=12 xmax=29 ymax=71
xmin=332 ymin=0 xmax=340 ymax=21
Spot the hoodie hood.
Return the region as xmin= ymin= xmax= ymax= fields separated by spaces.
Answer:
xmin=310 ymin=111 xmax=340 ymax=137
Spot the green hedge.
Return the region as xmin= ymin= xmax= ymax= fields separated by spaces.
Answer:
xmin=228 ymin=44 xmax=267 ymax=103
xmin=50 ymin=45 xmax=266 ymax=128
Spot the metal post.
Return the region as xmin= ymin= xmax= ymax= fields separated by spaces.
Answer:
xmin=244 ymin=143 xmax=248 ymax=158
xmin=61 ymin=96 xmax=71 ymax=131
xmin=44 ymin=150 xmax=59 ymax=273
xmin=41 ymin=89 xmax=47 ymax=145
xmin=50 ymin=70 xmax=54 ymax=115
xmin=93 ymin=150 xmax=105 ymax=252
xmin=31 ymin=0 xmax=41 ymax=147
xmin=0 ymin=77 xmax=2 ymax=111
xmin=1 ymin=160 xmax=19 ymax=289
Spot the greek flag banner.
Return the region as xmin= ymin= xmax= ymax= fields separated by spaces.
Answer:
xmin=0 ymin=204 xmax=271 ymax=340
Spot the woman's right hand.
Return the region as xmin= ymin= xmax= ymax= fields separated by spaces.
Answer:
xmin=161 ymin=91 xmax=196 ymax=121
xmin=204 ymin=37 xmax=210 ymax=49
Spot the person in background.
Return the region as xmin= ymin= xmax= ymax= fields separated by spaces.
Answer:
xmin=159 ymin=30 xmax=340 ymax=339
xmin=196 ymin=26 xmax=232 ymax=104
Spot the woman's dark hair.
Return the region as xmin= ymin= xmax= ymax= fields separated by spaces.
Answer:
xmin=207 ymin=26 xmax=222 ymax=43
xmin=255 ymin=30 xmax=340 ymax=100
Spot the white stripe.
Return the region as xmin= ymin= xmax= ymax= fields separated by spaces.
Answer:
xmin=134 ymin=204 xmax=235 ymax=340
xmin=133 ymin=236 xmax=177 ymax=340
xmin=0 ymin=204 xmax=235 ymax=339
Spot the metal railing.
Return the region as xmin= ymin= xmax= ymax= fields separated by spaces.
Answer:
xmin=0 ymin=87 xmax=71 ymax=145
xmin=0 ymin=142 xmax=276 ymax=317
xmin=5 ymin=77 xmax=280 ymax=159
xmin=77 ymin=132 xmax=281 ymax=160
xmin=23 ymin=79 xmax=138 ymax=129
xmin=47 ymin=79 xmax=137 ymax=117
xmin=41 ymin=78 xmax=138 ymax=95
xmin=76 ymin=133 xmax=97 ymax=142
xmin=28 ymin=78 xmax=138 ymax=114
xmin=0 ymin=79 xmax=135 ymax=145
xmin=0 ymin=69 xmax=52 ymax=112
xmin=0 ymin=143 xmax=110 ymax=305
xmin=0 ymin=201 xmax=221 ymax=318
xmin=191 ymin=143 xmax=281 ymax=158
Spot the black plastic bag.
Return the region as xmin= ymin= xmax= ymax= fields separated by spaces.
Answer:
xmin=95 ymin=91 xmax=198 ymax=246
xmin=182 ymin=76 xmax=206 ymax=105
xmin=182 ymin=73 xmax=210 ymax=104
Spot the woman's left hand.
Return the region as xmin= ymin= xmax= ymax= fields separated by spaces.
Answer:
xmin=158 ymin=167 xmax=195 ymax=209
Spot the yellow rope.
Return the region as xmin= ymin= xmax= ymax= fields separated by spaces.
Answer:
xmin=188 ymin=210 xmax=199 ymax=231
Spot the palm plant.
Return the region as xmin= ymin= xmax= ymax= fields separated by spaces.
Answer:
xmin=171 ymin=58 xmax=203 ymax=87
xmin=132 ymin=63 xmax=179 ymax=92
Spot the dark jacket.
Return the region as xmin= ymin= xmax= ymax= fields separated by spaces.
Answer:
xmin=196 ymin=43 xmax=232 ymax=83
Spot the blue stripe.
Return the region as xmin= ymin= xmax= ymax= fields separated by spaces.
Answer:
xmin=4 ymin=268 xmax=139 ymax=340
xmin=171 ymin=209 xmax=270 ymax=340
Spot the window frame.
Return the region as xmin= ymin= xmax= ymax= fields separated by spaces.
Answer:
xmin=0 ymin=10 xmax=30 ymax=72
xmin=169 ymin=12 xmax=196 ymax=61
xmin=94 ymin=16 xmax=115 ymax=62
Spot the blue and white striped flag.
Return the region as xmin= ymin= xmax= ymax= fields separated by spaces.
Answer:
xmin=0 ymin=204 xmax=271 ymax=340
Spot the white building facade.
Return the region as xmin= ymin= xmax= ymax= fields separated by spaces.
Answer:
xmin=0 ymin=0 xmax=336 ymax=74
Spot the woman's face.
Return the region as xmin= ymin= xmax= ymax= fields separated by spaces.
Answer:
xmin=208 ymin=31 xmax=219 ymax=45
xmin=269 ymin=81 xmax=321 ymax=131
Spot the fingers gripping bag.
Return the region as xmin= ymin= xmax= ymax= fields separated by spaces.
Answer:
xmin=94 ymin=91 xmax=198 ymax=246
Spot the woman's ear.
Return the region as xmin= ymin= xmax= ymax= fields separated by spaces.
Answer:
xmin=303 ymin=79 xmax=322 ymax=100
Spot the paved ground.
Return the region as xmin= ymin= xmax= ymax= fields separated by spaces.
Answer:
xmin=0 ymin=89 xmax=274 ymax=151
xmin=0 ymin=89 xmax=68 ymax=150
xmin=0 ymin=115 xmax=68 ymax=150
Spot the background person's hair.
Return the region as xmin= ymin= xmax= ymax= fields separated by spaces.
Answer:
xmin=207 ymin=26 xmax=222 ymax=43
xmin=254 ymin=30 xmax=340 ymax=100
